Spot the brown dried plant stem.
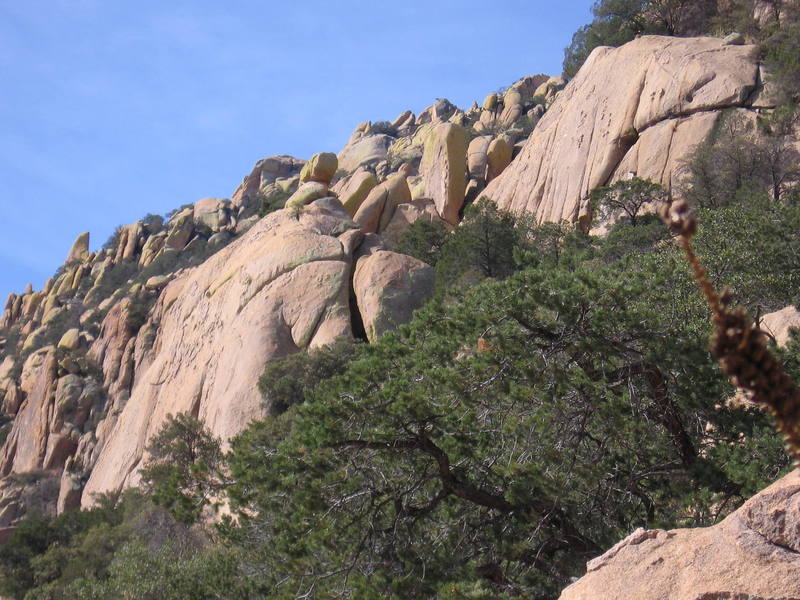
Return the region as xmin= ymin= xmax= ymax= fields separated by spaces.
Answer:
xmin=662 ymin=201 xmax=800 ymax=467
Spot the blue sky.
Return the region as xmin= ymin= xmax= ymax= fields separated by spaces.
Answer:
xmin=0 ymin=0 xmax=593 ymax=301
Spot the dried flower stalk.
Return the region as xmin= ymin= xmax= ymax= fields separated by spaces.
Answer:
xmin=660 ymin=200 xmax=800 ymax=466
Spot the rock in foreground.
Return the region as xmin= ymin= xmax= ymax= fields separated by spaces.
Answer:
xmin=559 ymin=470 xmax=800 ymax=600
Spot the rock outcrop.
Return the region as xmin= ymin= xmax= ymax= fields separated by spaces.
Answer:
xmin=483 ymin=36 xmax=768 ymax=227
xmin=559 ymin=469 xmax=800 ymax=600
xmin=1 ymin=31 xmax=789 ymax=540
xmin=760 ymin=305 xmax=800 ymax=347
xmin=331 ymin=167 xmax=378 ymax=216
xmin=231 ymin=155 xmax=305 ymax=213
xmin=353 ymin=165 xmax=413 ymax=234
xmin=66 ymin=232 xmax=90 ymax=264
xmin=419 ymin=122 xmax=469 ymax=225
xmin=299 ymin=152 xmax=338 ymax=186
xmin=353 ymin=251 xmax=435 ymax=343
xmin=338 ymin=134 xmax=393 ymax=173
xmin=81 ymin=199 xmax=360 ymax=501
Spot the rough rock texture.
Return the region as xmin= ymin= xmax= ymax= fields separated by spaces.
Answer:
xmin=331 ymin=167 xmax=378 ymax=216
xmin=484 ymin=36 xmax=765 ymax=227
xmin=82 ymin=199 xmax=361 ymax=503
xmin=299 ymin=152 xmax=338 ymax=186
xmin=486 ymin=136 xmax=513 ymax=182
xmin=760 ymin=305 xmax=800 ymax=347
xmin=337 ymin=134 xmax=393 ymax=173
xmin=164 ymin=209 xmax=194 ymax=251
xmin=0 ymin=348 xmax=58 ymax=474
xmin=353 ymin=166 xmax=413 ymax=234
xmin=559 ymin=469 xmax=800 ymax=600
xmin=353 ymin=251 xmax=435 ymax=343
xmin=467 ymin=136 xmax=493 ymax=185
xmin=284 ymin=181 xmax=330 ymax=211
xmin=66 ymin=232 xmax=90 ymax=264
xmin=231 ymin=155 xmax=305 ymax=211
xmin=419 ymin=122 xmax=468 ymax=225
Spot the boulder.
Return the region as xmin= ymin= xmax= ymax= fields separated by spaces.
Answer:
xmin=164 ymin=209 xmax=194 ymax=251
xmin=230 ymin=155 xmax=305 ymax=210
xmin=331 ymin=167 xmax=378 ymax=216
xmin=534 ymin=75 xmax=566 ymax=102
xmin=66 ymin=232 xmax=90 ymax=264
xmin=122 ymin=222 xmax=142 ymax=261
xmin=391 ymin=110 xmax=414 ymax=130
xmin=144 ymin=275 xmax=171 ymax=291
xmin=54 ymin=374 xmax=94 ymax=430
xmin=723 ymin=31 xmax=746 ymax=45
xmin=337 ymin=134 xmax=393 ymax=173
xmin=57 ymin=328 xmax=81 ymax=351
xmin=284 ymin=181 xmax=330 ymax=212
xmin=418 ymin=98 xmax=457 ymax=124
xmin=353 ymin=250 xmax=435 ymax=343
xmin=484 ymin=36 xmax=762 ymax=226
xmin=299 ymin=152 xmax=338 ymax=186
xmin=208 ymin=231 xmax=232 ymax=247
xmin=559 ymin=470 xmax=800 ymax=600
xmin=468 ymin=136 xmax=493 ymax=181
xmin=486 ymin=136 xmax=513 ymax=182
xmin=57 ymin=471 xmax=83 ymax=514
xmin=194 ymin=197 xmax=224 ymax=230
xmin=139 ymin=232 xmax=166 ymax=267
xmin=353 ymin=165 xmax=413 ymax=234
xmin=508 ymin=74 xmax=551 ymax=105
xmin=760 ymin=305 xmax=800 ymax=347
xmin=419 ymin=122 xmax=469 ymax=224
xmin=482 ymin=93 xmax=499 ymax=111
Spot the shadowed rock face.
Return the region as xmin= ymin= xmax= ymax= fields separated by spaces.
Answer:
xmin=483 ymin=36 xmax=766 ymax=228
xmin=82 ymin=200 xmax=362 ymax=503
xmin=559 ymin=470 xmax=800 ymax=600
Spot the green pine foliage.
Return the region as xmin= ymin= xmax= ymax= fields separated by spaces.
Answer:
xmin=222 ymin=202 xmax=791 ymax=596
xmin=139 ymin=413 xmax=225 ymax=525
xmin=258 ymin=339 xmax=362 ymax=416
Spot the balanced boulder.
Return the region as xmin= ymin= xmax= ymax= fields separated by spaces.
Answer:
xmin=299 ymin=152 xmax=338 ymax=186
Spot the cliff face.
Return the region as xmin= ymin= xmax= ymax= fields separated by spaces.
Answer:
xmin=483 ymin=36 xmax=771 ymax=227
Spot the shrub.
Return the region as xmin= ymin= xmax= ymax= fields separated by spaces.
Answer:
xmin=255 ymin=189 xmax=292 ymax=217
xmin=258 ymin=339 xmax=361 ymax=415
xmin=563 ymin=0 xmax=719 ymax=78
xmin=139 ymin=413 xmax=224 ymax=524
xmin=394 ymin=220 xmax=449 ymax=267
xmin=591 ymin=177 xmax=667 ymax=226
xmin=680 ymin=111 xmax=800 ymax=207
